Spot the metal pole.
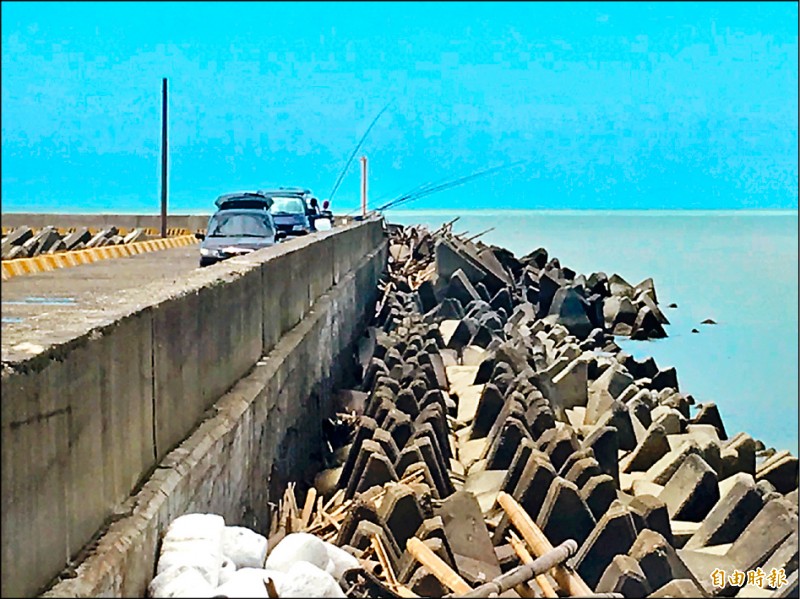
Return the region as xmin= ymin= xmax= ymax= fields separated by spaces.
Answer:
xmin=360 ymin=155 xmax=367 ymax=217
xmin=160 ymin=78 xmax=168 ymax=238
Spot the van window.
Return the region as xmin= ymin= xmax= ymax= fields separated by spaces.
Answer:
xmin=207 ymin=213 xmax=273 ymax=237
xmin=271 ymin=197 xmax=306 ymax=214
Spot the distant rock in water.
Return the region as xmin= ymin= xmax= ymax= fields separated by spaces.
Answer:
xmin=668 ymin=303 xmax=678 ymax=308
xmin=701 ymin=318 xmax=717 ymax=325
xmin=691 ymin=328 xmax=699 ymax=334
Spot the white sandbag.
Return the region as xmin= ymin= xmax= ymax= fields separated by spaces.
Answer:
xmin=213 ymin=570 xmax=268 ymax=598
xmin=240 ymin=567 xmax=286 ymax=589
xmin=264 ymin=532 xmax=330 ymax=573
xmin=213 ymin=568 xmax=285 ymax=599
xmin=156 ymin=538 xmax=225 ymax=587
xmin=277 ymin=561 xmax=346 ymax=598
xmin=157 ymin=514 xmax=226 ymax=587
xmin=240 ymin=567 xmax=285 ymax=591
xmin=322 ymin=542 xmax=359 ymax=580
xmin=148 ymin=565 xmax=216 ymax=598
xmin=222 ymin=526 xmax=268 ymax=569
xmin=165 ymin=513 xmax=226 ymax=542
xmin=315 ymin=218 xmax=333 ymax=231
xmin=218 ymin=556 xmax=237 ymax=586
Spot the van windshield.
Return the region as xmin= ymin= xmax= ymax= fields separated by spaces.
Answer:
xmin=271 ymin=197 xmax=306 ymax=215
xmin=207 ymin=213 xmax=274 ymax=237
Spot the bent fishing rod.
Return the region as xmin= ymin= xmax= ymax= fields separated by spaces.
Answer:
xmin=346 ymin=160 xmax=524 ymax=218
xmin=327 ymin=98 xmax=396 ymax=204
xmin=378 ymin=162 xmax=522 ymax=211
xmin=371 ymin=171 xmax=457 ymax=207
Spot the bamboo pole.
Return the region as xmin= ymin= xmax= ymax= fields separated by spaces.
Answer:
xmin=323 ymin=531 xmax=338 ymax=543
xmin=497 ymin=492 xmax=592 ymax=597
xmin=395 ymin=585 xmax=420 ymax=598
xmin=371 ymin=535 xmax=400 ymax=588
xmin=312 ymin=496 xmax=325 ymax=528
xmin=323 ymin=488 xmax=345 ymax=512
xmin=458 ymin=540 xmax=577 ymax=598
xmin=437 ymin=217 xmax=460 ymax=235
xmin=406 ymin=537 xmax=471 ymax=594
xmin=300 ymin=487 xmax=317 ymax=530
xmin=513 ymin=580 xmax=540 ymax=598
xmin=286 ymin=484 xmax=301 ymax=532
xmin=465 ymin=227 xmax=496 ymax=243
xmin=509 ymin=531 xmax=557 ymax=598
xmin=321 ymin=509 xmax=342 ymax=531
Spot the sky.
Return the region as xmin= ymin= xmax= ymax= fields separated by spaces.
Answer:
xmin=1 ymin=1 xmax=798 ymax=213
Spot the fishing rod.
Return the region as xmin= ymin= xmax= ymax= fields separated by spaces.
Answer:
xmin=376 ymin=161 xmax=523 ymax=212
xmin=327 ymin=98 xmax=395 ymax=203
xmin=392 ymin=172 xmax=464 ymax=205
xmin=345 ymin=163 xmax=516 ymax=216
xmin=346 ymin=161 xmax=521 ymax=218
xmin=386 ymin=162 xmax=521 ymax=209
xmin=352 ymin=172 xmax=455 ymax=217
xmin=357 ymin=172 xmax=457 ymax=217
xmin=372 ymin=174 xmax=447 ymax=207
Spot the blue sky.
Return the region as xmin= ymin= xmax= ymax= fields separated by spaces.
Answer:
xmin=1 ymin=1 xmax=797 ymax=213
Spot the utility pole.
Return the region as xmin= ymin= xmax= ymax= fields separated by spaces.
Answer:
xmin=360 ymin=155 xmax=368 ymax=217
xmin=160 ymin=78 xmax=168 ymax=238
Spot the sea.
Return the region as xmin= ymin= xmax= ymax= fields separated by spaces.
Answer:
xmin=384 ymin=209 xmax=799 ymax=453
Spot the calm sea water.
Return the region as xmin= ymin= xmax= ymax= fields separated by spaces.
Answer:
xmin=386 ymin=209 xmax=799 ymax=453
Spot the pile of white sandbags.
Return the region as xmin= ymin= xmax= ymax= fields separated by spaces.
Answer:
xmin=265 ymin=532 xmax=358 ymax=597
xmin=148 ymin=514 xmax=358 ymax=598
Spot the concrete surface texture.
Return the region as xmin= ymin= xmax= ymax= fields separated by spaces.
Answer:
xmin=0 ymin=218 xmax=387 ymax=598
xmin=1 ymin=247 xmax=200 ymax=341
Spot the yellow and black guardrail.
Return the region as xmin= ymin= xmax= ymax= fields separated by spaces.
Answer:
xmin=1 ymin=234 xmax=199 ymax=281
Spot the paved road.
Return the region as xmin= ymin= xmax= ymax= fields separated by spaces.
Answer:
xmin=0 ymin=225 xmax=343 ymax=362
xmin=1 ymin=246 xmax=202 ymax=355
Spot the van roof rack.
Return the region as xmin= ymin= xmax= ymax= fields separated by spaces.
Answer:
xmin=215 ymin=191 xmax=274 ymax=209
xmin=257 ymin=187 xmax=312 ymax=197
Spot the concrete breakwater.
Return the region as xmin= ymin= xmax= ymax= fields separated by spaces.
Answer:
xmin=263 ymin=221 xmax=797 ymax=597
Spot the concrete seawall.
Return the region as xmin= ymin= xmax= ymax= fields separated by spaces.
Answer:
xmin=2 ymin=212 xmax=356 ymax=233
xmin=1 ymin=218 xmax=387 ymax=597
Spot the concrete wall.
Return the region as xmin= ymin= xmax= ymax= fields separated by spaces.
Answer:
xmin=2 ymin=213 xmax=361 ymax=232
xmin=2 ymin=213 xmax=212 ymax=232
xmin=0 ymin=218 xmax=387 ymax=598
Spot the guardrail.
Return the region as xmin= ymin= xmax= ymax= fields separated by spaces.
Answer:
xmin=1 ymin=234 xmax=199 ymax=280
